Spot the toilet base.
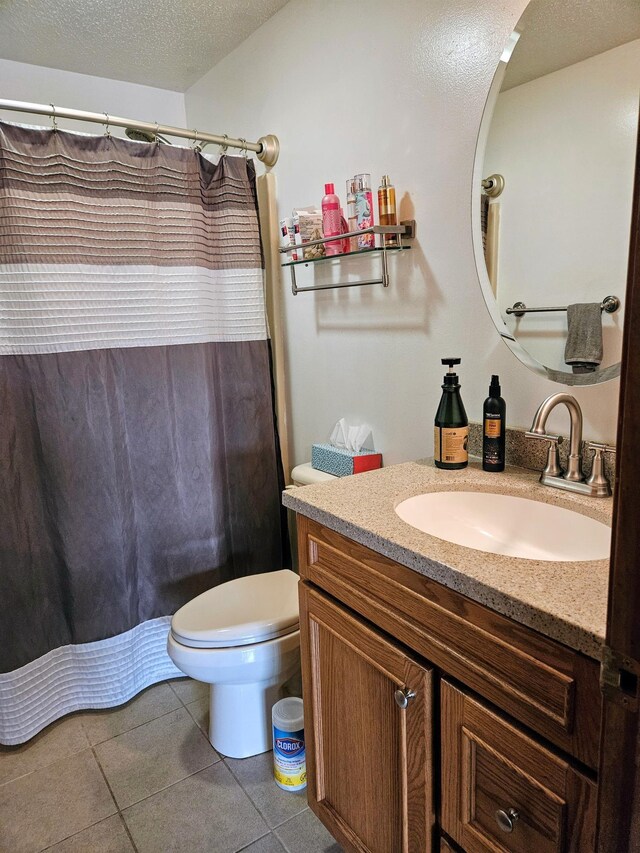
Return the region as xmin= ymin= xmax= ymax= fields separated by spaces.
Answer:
xmin=208 ymin=664 xmax=301 ymax=758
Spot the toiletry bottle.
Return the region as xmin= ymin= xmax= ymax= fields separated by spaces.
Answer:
xmin=340 ymin=209 xmax=350 ymax=254
xmin=279 ymin=217 xmax=298 ymax=262
xmin=321 ymin=183 xmax=343 ymax=256
xmin=354 ymin=173 xmax=375 ymax=249
xmin=434 ymin=358 xmax=469 ymax=470
xmin=378 ymin=175 xmax=398 ymax=247
xmin=346 ymin=179 xmax=358 ymax=251
xmin=482 ymin=375 xmax=506 ymax=472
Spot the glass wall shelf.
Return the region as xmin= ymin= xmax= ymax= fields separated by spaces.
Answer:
xmin=282 ymin=245 xmax=411 ymax=268
xmin=279 ymin=220 xmax=415 ymax=295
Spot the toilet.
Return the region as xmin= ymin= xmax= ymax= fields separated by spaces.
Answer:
xmin=167 ymin=463 xmax=337 ymax=758
xmin=167 ymin=569 xmax=300 ymax=759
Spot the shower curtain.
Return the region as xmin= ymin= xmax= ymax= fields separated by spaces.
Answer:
xmin=0 ymin=122 xmax=287 ymax=744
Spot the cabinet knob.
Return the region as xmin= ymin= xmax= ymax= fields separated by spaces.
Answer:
xmin=394 ymin=687 xmax=416 ymax=709
xmin=495 ymin=808 xmax=519 ymax=833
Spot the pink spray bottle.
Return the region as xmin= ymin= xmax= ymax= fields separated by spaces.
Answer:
xmin=322 ymin=183 xmax=343 ymax=256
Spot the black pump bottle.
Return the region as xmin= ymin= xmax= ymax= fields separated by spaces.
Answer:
xmin=434 ymin=358 xmax=468 ymax=470
xmin=482 ymin=375 xmax=506 ymax=472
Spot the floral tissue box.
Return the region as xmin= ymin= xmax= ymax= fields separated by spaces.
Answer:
xmin=311 ymin=443 xmax=383 ymax=477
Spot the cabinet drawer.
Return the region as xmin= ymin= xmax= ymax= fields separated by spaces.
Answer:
xmin=441 ymin=681 xmax=596 ymax=853
xmin=297 ymin=516 xmax=600 ymax=769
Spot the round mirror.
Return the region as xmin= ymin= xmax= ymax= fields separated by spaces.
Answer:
xmin=473 ymin=0 xmax=640 ymax=385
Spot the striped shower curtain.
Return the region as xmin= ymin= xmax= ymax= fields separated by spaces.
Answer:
xmin=0 ymin=122 xmax=287 ymax=744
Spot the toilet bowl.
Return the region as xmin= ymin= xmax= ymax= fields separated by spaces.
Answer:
xmin=167 ymin=570 xmax=300 ymax=759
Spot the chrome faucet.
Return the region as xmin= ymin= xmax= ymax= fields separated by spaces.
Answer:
xmin=526 ymin=393 xmax=615 ymax=497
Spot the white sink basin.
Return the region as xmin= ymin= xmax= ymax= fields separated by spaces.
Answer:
xmin=395 ymin=491 xmax=611 ymax=561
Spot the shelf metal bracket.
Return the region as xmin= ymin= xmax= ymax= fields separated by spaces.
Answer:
xmin=289 ymin=242 xmax=392 ymax=295
xmin=282 ymin=220 xmax=415 ymax=296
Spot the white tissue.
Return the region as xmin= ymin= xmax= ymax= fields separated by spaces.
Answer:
xmin=329 ymin=418 xmax=373 ymax=453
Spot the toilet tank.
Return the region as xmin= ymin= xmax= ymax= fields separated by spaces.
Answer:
xmin=287 ymin=464 xmax=338 ymax=569
xmin=290 ymin=463 xmax=338 ymax=487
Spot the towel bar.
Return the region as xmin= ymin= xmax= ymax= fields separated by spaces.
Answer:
xmin=506 ymin=296 xmax=620 ymax=317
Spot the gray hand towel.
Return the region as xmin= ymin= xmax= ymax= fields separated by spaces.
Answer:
xmin=564 ymin=302 xmax=603 ymax=374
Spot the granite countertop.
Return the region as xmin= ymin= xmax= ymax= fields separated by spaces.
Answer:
xmin=282 ymin=458 xmax=612 ymax=660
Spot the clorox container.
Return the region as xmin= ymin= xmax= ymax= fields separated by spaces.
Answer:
xmin=272 ymin=697 xmax=306 ymax=792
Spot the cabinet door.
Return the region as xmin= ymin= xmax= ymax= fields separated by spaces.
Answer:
xmin=441 ymin=680 xmax=596 ymax=853
xmin=300 ymin=583 xmax=434 ymax=853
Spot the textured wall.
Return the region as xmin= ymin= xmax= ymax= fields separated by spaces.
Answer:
xmin=184 ymin=0 xmax=622 ymax=467
xmin=0 ymin=58 xmax=186 ymax=136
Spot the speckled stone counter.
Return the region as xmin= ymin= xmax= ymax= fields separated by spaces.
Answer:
xmin=282 ymin=458 xmax=612 ymax=660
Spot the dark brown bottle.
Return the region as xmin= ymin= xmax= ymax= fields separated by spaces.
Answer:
xmin=482 ymin=375 xmax=506 ymax=472
xmin=434 ymin=358 xmax=468 ymax=470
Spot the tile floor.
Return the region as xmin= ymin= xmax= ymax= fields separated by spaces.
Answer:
xmin=0 ymin=679 xmax=342 ymax=853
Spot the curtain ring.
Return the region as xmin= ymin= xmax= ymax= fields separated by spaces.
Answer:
xmin=192 ymin=129 xmax=201 ymax=153
xmin=50 ymin=104 xmax=58 ymax=132
xmin=103 ymin=113 xmax=112 ymax=138
xmin=219 ymin=134 xmax=229 ymax=155
xmin=239 ymin=138 xmax=248 ymax=158
xmin=154 ymin=122 xmax=160 ymax=142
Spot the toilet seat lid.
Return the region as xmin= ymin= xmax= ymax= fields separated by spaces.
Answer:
xmin=170 ymin=570 xmax=299 ymax=649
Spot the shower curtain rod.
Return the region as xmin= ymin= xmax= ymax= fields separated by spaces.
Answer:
xmin=0 ymin=98 xmax=280 ymax=166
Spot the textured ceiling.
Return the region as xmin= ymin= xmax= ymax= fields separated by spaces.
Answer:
xmin=502 ymin=0 xmax=640 ymax=90
xmin=0 ymin=0 xmax=290 ymax=91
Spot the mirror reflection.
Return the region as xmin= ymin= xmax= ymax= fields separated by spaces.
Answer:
xmin=475 ymin=0 xmax=640 ymax=385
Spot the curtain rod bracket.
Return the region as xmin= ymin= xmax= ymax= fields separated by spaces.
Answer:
xmin=257 ymin=134 xmax=279 ymax=168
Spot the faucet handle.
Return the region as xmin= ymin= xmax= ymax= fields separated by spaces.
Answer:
xmin=585 ymin=442 xmax=615 ymax=496
xmin=525 ymin=431 xmax=564 ymax=477
xmin=525 ymin=431 xmax=563 ymax=444
xmin=586 ymin=442 xmax=616 ymax=456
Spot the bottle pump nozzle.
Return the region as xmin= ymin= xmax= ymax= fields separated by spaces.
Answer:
xmin=442 ymin=358 xmax=461 ymax=374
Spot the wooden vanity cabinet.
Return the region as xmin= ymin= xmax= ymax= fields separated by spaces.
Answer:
xmin=299 ymin=584 xmax=434 ymax=853
xmin=297 ymin=515 xmax=601 ymax=853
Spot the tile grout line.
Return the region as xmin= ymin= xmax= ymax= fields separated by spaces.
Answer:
xmin=0 ymin=688 xmax=194 ymax=790
xmin=90 ymin=744 xmax=141 ymax=853
xmin=167 ymin=678 xmax=207 ymax=706
xmin=109 ymin=759 xmax=222 ymax=814
xmin=223 ymin=757 xmax=276 ymax=828
xmin=35 ymin=747 xmax=136 ymax=853
xmin=0 ymin=722 xmax=92 ymax=789
xmin=79 ymin=691 xmax=186 ymax=747
xmin=233 ymin=829 xmax=276 ymax=853
xmin=115 ymin=812 xmax=141 ymax=853
xmin=272 ymin=809 xmax=323 ymax=853
xmin=223 ymin=757 xmax=309 ymax=832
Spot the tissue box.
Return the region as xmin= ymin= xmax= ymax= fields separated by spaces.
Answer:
xmin=311 ymin=443 xmax=382 ymax=477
